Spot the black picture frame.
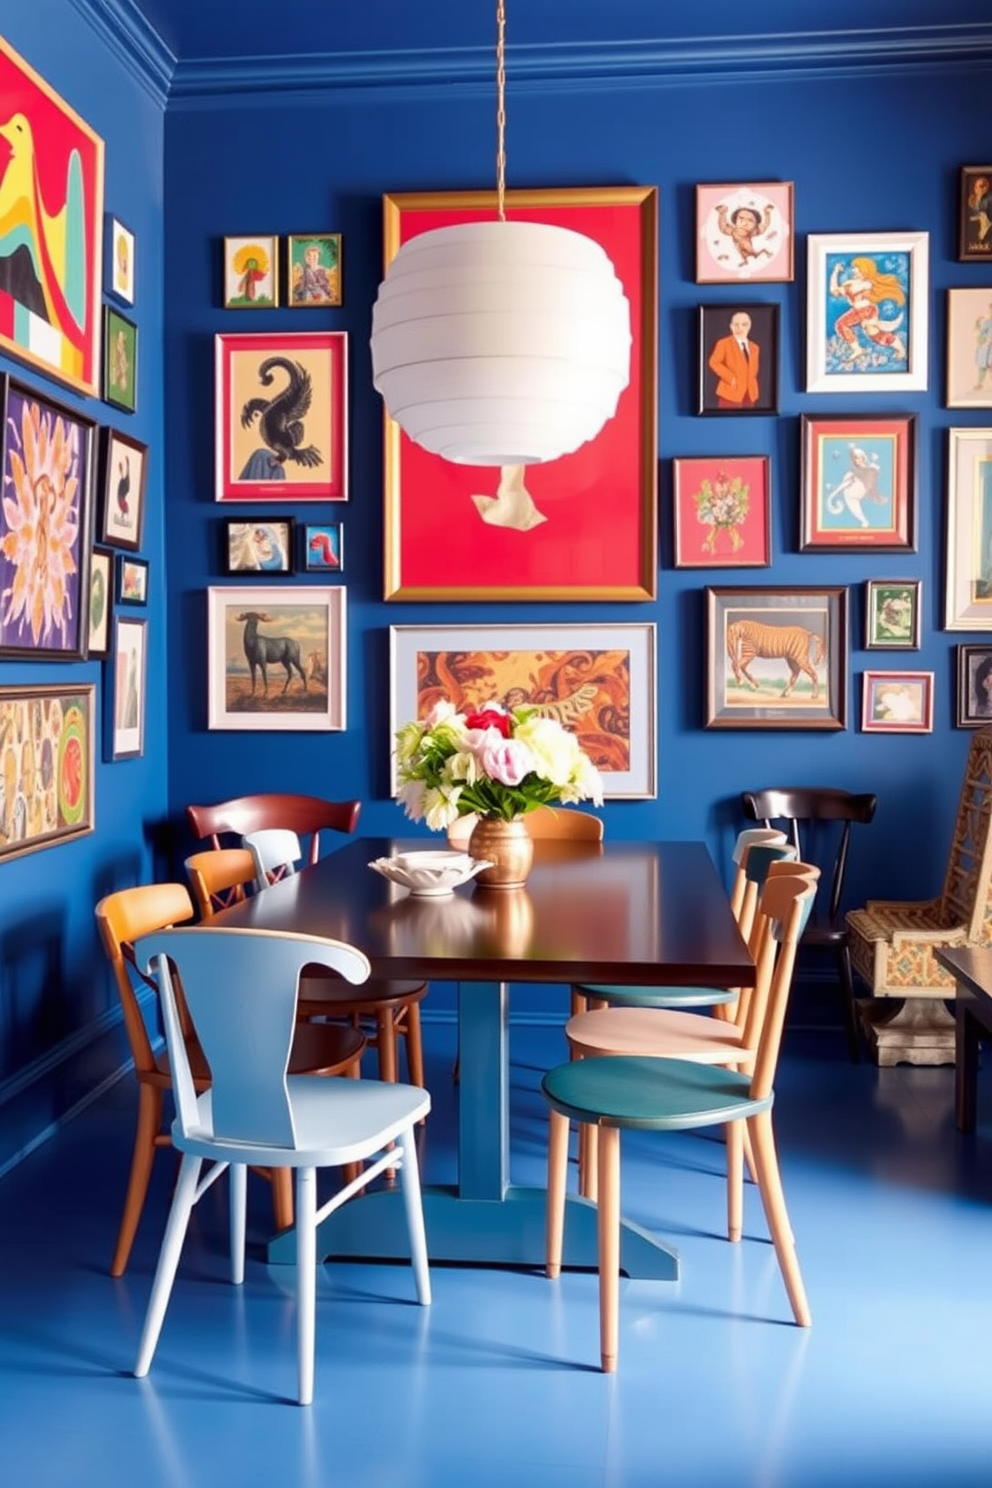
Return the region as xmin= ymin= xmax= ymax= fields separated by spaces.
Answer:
xmin=959 ymin=166 xmax=992 ymax=263
xmin=98 ymin=426 xmax=148 ymax=552
xmin=956 ymin=644 xmax=992 ymax=726
xmin=86 ymin=547 xmax=114 ymax=657
xmin=698 ymin=303 xmax=779 ymax=415
xmin=222 ymin=517 xmax=295 ymax=575
xmin=116 ymin=554 xmax=148 ymax=606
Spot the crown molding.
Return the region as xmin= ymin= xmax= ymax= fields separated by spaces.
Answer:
xmin=69 ymin=0 xmax=176 ymax=106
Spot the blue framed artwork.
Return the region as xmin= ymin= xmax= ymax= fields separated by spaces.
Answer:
xmin=304 ymin=522 xmax=343 ymax=573
xmin=806 ymin=232 xmax=928 ymax=394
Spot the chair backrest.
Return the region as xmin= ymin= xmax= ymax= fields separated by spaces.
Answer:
xmin=732 ymin=837 xmax=796 ymax=941
xmin=745 ymin=871 xmax=819 ymax=1098
xmin=448 ymin=805 xmax=604 ymax=850
xmin=244 ymin=828 xmax=303 ymax=891
xmin=94 ymin=883 xmax=197 ymax=1075
xmin=186 ymin=794 xmax=361 ymax=867
xmin=733 ymin=858 xmax=818 ymax=1033
xmin=938 ymin=726 xmax=992 ymax=939
xmin=135 ymin=926 xmax=371 ymax=1149
xmin=185 ymin=847 xmax=256 ymax=919
xmin=741 ymin=787 xmax=877 ymax=925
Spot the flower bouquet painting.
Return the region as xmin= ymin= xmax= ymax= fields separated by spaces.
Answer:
xmin=673 ymin=455 xmax=770 ymax=568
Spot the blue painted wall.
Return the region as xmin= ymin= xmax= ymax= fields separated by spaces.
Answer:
xmin=0 ymin=0 xmax=166 ymax=1168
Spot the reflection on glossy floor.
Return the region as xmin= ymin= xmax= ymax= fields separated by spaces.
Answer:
xmin=1 ymin=1014 xmax=991 ymax=1488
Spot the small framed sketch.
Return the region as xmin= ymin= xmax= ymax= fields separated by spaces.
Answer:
xmin=106 ymin=214 xmax=135 ymax=305
xmin=864 ymin=580 xmax=921 ymax=650
xmin=956 ymin=645 xmax=992 ymax=726
xmin=304 ymin=522 xmax=344 ymax=572
xmin=698 ymin=303 xmax=779 ymax=415
xmin=103 ymin=307 xmax=138 ymax=413
xmin=86 ymin=548 xmax=113 ymax=658
xmin=223 ymin=518 xmax=294 ymax=575
xmin=223 ymin=235 xmax=278 ymax=308
xmin=116 ymin=555 xmax=148 ymax=606
xmin=695 ymin=182 xmax=793 ymax=284
xmin=861 ymin=670 xmax=933 ymax=734
xmin=946 ymin=427 xmax=992 ymax=630
xmin=99 ymin=427 xmax=147 ymax=551
xmin=800 ymin=414 xmax=916 ymax=551
xmin=806 ymin=231 xmax=928 ymax=393
xmin=672 ymin=455 xmax=770 ymax=568
xmin=288 ymin=233 xmax=342 ymax=307
xmin=946 ymin=288 xmax=992 ymax=408
xmin=111 ymin=615 xmax=147 ymax=760
xmin=959 ymin=167 xmax=992 ymax=263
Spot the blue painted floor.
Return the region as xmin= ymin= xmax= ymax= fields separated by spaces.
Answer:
xmin=1 ymin=1014 xmax=991 ymax=1488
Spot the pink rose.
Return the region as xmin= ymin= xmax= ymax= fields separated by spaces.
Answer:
xmin=479 ymin=736 xmax=534 ymax=786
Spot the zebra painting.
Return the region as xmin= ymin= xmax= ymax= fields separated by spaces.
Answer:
xmin=726 ymin=619 xmax=824 ymax=699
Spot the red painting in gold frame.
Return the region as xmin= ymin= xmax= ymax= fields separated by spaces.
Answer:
xmin=382 ymin=188 xmax=658 ymax=601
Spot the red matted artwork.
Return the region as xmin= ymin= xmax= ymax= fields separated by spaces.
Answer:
xmin=0 ymin=34 xmax=104 ymax=397
xmin=672 ymin=455 xmax=770 ymax=568
xmin=214 ymin=332 xmax=347 ymax=502
xmin=381 ymin=188 xmax=658 ymax=601
xmin=800 ymin=413 xmax=916 ymax=551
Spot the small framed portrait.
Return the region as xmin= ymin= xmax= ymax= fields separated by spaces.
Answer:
xmin=304 ymin=522 xmax=344 ymax=573
xmin=861 ymin=670 xmax=933 ymax=734
xmin=806 ymin=231 xmax=928 ymax=393
xmin=111 ymin=615 xmax=147 ymax=760
xmin=99 ymin=427 xmax=148 ymax=551
xmin=698 ymin=304 xmax=778 ymax=415
xmin=223 ymin=518 xmax=294 ymax=575
xmin=116 ymin=555 xmax=148 ymax=606
xmin=946 ymin=428 xmax=992 ymax=630
xmin=106 ymin=214 xmax=135 ymax=305
xmin=956 ymin=645 xmax=992 ymax=726
xmin=799 ymin=414 xmax=916 ymax=551
xmin=695 ymin=182 xmax=794 ymax=284
xmin=864 ymin=579 xmax=921 ymax=650
xmin=946 ymin=288 xmax=992 ymax=408
xmin=959 ymin=167 xmax=992 ymax=263
xmin=672 ymin=455 xmax=770 ymax=568
xmin=223 ymin=234 xmax=278 ymax=308
xmin=103 ymin=307 xmax=138 ymax=413
xmin=86 ymin=548 xmax=113 ymax=658
xmin=288 ymin=233 xmax=342 ymax=307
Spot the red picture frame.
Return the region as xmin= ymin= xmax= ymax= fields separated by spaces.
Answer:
xmin=673 ymin=455 xmax=770 ymax=568
xmin=800 ymin=414 xmax=916 ymax=551
xmin=0 ymin=34 xmax=104 ymax=398
xmin=381 ymin=188 xmax=658 ymax=601
xmin=214 ymin=332 xmax=347 ymax=502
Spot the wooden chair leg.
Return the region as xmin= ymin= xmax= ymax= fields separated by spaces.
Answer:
xmin=269 ymin=1167 xmax=294 ymax=1231
xmin=581 ymin=1123 xmax=599 ymax=1203
xmin=726 ymin=1119 xmax=744 ymax=1243
xmin=405 ymin=1002 xmax=425 ymax=1089
xmin=746 ymin=1111 xmax=811 ymax=1327
xmin=376 ymin=1009 xmax=398 ymax=1084
xmin=597 ymin=1123 xmax=621 ymax=1373
xmin=111 ymin=1083 xmax=163 ymax=1277
xmin=742 ymin=1119 xmax=757 ymax=1185
xmin=546 ymin=1109 xmax=569 ymax=1279
xmin=838 ymin=942 xmax=862 ymax=1064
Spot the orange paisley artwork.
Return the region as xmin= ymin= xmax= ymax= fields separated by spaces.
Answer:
xmin=414 ymin=647 xmax=631 ymax=773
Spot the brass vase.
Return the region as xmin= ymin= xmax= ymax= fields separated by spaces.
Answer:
xmin=468 ymin=816 xmax=534 ymax=890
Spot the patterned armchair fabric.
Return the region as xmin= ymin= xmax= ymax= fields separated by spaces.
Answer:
xmin=847 ymin=727 xmax=992 ymax=998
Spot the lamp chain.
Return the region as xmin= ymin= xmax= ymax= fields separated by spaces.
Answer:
xmin=495 ymin=0 xmax=506 ymax=222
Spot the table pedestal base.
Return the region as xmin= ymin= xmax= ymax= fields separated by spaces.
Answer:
xmin=268 ymin=1183 xmax=680 ymax=1280
xmin=858 ymin=996 xmax=956 ymax=1066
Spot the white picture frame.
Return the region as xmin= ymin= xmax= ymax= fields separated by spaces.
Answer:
xmin=945 ymin=428 xmax=992 ymax=631
xmin=946 ymin=287 xmax=992 ymax=408
xmin=207 ymin=585 xmax=347 ymax=730
xmin=806 ymin=230 xmax=929 ymax=394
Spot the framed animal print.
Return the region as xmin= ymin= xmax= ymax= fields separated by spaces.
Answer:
xmin=799 ymin=414 xmax=916 ymax=551
xmin=215 ymin=332 xmax=347 ymax=502
xmin=207 ymin=585 xmax=347 ymax=731
xmin=98 ymin=427 xmax=147 ymax=551
xmin=705 ymin=585 xmax=848 ymax=730
xmin=695 ymin=182 xmax=794 ymax=284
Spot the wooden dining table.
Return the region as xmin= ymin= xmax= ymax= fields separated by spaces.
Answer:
xmin=211 ymin=835 xmax=755 ymax=1280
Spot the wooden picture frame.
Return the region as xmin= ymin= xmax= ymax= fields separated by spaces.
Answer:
xmin=98 ymin=426 xmax=147 ymax=551
xmin=215 ymin=332 xmax=347 ymax=503
xmin=116 ymin=555 xmax=148 ymax=606
xmin=945 ymin=427 xmax=992 ymax=631
xmin=223 ymin=234 xmax=278 ymax=308
xmin=695 ymin=181 xmax=794 ymax=284
xmin=381 ymin=187 xmax=658 ymax=601
xmin=861 ymin=670 xmax=933 ymax=734
xmin=0 ymin=683 xmax=95 ymax=860
xmin=222 ymin=518 xmax=294 ymax=575
xmin=959 ymin=167 xmax=992 ymax=263
xmin=946 ymin=288 xmax=992 ymax=408
xmin=698 ymin=303 xmax=778 ymax=415
xmin=0 ymin=34 xmax=104 ymax=398
xmin=110 ymin=615 xmax=147 ymax=760
xmin=955 ymin=644 xmax=992 ymax=726
xmin=806 ymin=231 xmax=929 ymax=393
xmin=705 ymin=585 xmax=848 ymax=730
xmin=86 ymin=548 xmax=113 ymax=658
xmin=672 ymin=455 xmax=770 ymax=568
xmin=106 ymin=214 xmax=135 ymax=306
xmin=389 ymin=621 xmax=657 ymax=800
xmin=103 ymin=306 xmax=138 ymax=413
xmin=304 ymin=522 xmax=344 ymax=573
xmin=864 ymin=579 xmax=921 ymax=650
xmin=0 ymin=376 xmax=95 ymax=660
xmin=207 ymin=585 xmax=347 ymax=731
xmin=799 ymin=414 xmax=916 ymax=551
xmin=288 ymin=233 xmax=342 ymax=307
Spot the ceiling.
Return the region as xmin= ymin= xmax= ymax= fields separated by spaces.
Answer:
xmin=127 ymin=0 xmax=992 ymax=63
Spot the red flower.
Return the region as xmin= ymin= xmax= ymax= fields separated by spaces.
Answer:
xmin=465 ymin=706 xmax=512 ymax=738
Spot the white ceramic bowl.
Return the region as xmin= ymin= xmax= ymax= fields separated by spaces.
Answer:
xmin=368 ymin=850 xmax=493 ymax=897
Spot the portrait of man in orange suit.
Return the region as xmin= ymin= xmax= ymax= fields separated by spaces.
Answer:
xmin=709 ymin=311 xmax=760 ymax=407
xmin=699 ymin=303 xmax=778 ymax=415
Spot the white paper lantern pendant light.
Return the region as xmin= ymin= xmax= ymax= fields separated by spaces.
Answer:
xmin=370 ymin=1 xmax=632 ymax=468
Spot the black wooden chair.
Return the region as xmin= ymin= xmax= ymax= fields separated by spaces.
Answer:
xmin=741 ymin=787 xmax=877 ymax=1061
